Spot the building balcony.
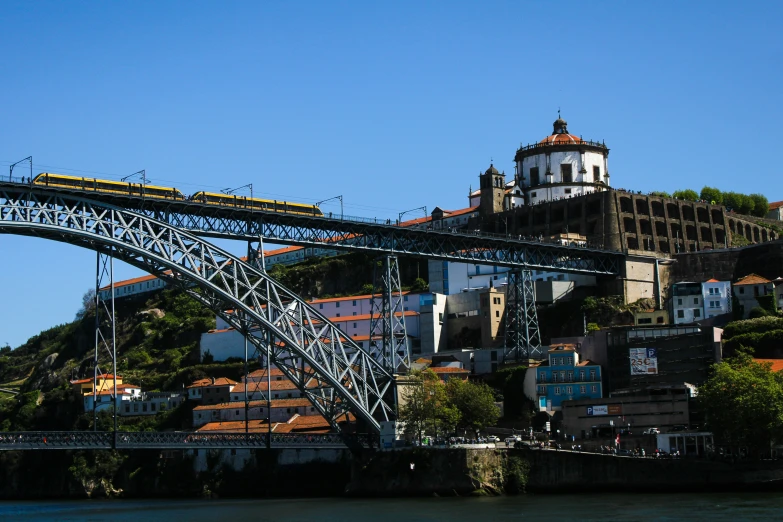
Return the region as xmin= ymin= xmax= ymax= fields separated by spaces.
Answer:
xmin=538 ymin=377 xmax=601 ymax=384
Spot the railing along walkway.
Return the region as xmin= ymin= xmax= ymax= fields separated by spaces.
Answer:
xmin=0 ymin=431 xmax=371 ymax=450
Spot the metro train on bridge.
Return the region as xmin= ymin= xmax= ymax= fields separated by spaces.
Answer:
xmin=31 ymin=172 xmax=324 ymax=217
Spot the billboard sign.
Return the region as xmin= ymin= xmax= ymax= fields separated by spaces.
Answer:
xmin=608 ymin=404 xmax=622 ymax=415
xmin=587 ymin=405 xmax=608 ymax=416
xmin=630 ymin=347 xmax=658 ymax=375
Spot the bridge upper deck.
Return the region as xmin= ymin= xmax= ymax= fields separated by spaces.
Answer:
xmin=0 ymin=180 xmax=624 ymax=275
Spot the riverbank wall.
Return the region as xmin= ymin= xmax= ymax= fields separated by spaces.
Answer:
xmin=524 ymin=449 xmax=783 ymax=492
xmin=346 ymin=447 xmax=512 ymax=496
xmin=0 ymin=448 xmax=354 ymax=499
xmin=4 ymin=447 xmax=783 ymax=499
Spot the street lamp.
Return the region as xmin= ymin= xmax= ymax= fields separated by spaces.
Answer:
xmin=9 ymin=156 xmax=32 ymax=183
xmin=222 ymin=183 xmax=253 ymax=208
xmin=316 ymin=195 xmax=343 ymax=220
xmin=429 ymin=390 xmax=436 ymax=445
xmin=398 ymin=206 xmax=427 ymax=226
xmin=121 ymin=170 xmax=147 ymax=185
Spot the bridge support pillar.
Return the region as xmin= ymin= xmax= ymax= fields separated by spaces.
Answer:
xmin=93 ymin=250 xmax=118 ymax=444
xmin=504 ymin=270 xmax=542 ymax=361
xmin=369 ymin=255 xmax=410 ymax=374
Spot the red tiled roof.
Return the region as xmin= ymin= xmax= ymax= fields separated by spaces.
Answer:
xmin=246 ymin=368 xmax=287 ymax=379
xmin=754 ymin=359 xmax=783 ymax=372
xmin=549 ymin=344 xmax=577 ymax=352
xmin=116 ymin=383 xmax=140 ymax=389
xmin=232 ymin=380 xmax=322 ymax=393
xmin=769 ymin=201 xmax=783 ymax=210
xmin=186 ymin=377 xmax=238 ymax=389
xmin=196 ymin=420 xmax=275 ymax=433
xmin=308 ymin=292 xmax=413 ymax=305
xmin=71 ymin=374 xmax=120 ymax=385
xmin=329 ymin=311 xmax=419 ymax=323
xmin=263 ymin=245 xmax=304 ymax=257
xmin=434 ymin=207 xmax=478 ymax=219
xmin=99 ymin=271 xmax=173 ymax=292
xmin=429 ymin=366 xmax=468 ymax=374
xmin=88 ymin=389 xmax=135 ymax=397
xmin=193 ymin=398 xmax=314 ymax=411
xmin=706 ymin=279 xmax=721 ymax=283
xmin=735 ymin=274 xmax=772 ymax=286
xmin=539 ymin=133 xmax=584 ymax=145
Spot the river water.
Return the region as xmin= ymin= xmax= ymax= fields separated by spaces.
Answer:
xmin=2 ymin=493 xmax=783 ymax=521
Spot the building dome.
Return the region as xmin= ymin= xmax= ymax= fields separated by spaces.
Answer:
xmin=485 ymin=164 xmax=500 ymax=175
xmin=539 ymin=117 xmax=583 ymax=145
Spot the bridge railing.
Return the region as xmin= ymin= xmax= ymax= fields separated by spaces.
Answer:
xmin=0 ymin=431 xmax=375 ymax=450
xmin=0 ymin=431 xmax=113 ymax=449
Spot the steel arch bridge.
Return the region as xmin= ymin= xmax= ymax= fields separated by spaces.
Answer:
xmin=0 ymin=185 xmax=396 ymax=436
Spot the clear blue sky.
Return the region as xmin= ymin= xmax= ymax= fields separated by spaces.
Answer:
xmin=1 ymin=1 xmax=781 ymax=348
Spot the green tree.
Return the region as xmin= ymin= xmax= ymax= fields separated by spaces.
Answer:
xmin=446 ymin=378 xmax=500 ymax=437
xmin=738 ymin=194 xmax=756 ymax=215
xmin=398 ymin=370 xmax=459 ymax=442
xmin=698 ymin=351 xmax=783 ymax=455
xmin=672 ymin=189 xmax=699 ymax=201
xmin=75 ymin=288 xmax=96 ymax=320
xmin=700 ymin=186 xmax=723 ymax=205
xmin=649 ymin=191 xmax=671 ymax=198
xmin=410 ymin=277 xmax=429 ymax=293
xmin=486 ymin=366 xmax=531 ymax=419
xmin=749 ymin=193 xmax=769 ymax=218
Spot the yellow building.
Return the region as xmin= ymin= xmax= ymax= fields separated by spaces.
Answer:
xmin=633 ymin=309 xmax=669 ymax=326
xmin=70 ymin=373 xmax=123 ymax=396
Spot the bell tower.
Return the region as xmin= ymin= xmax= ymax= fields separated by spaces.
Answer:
xmin=479 ymin=163 xmax=505 ymax=217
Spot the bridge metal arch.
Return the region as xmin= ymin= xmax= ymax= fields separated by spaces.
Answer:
xmin=0 ymin=186 xmax=395 ymax=434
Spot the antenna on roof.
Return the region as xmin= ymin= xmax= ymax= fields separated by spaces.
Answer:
xmin=558 ymin=107 xmax=561 ymax=119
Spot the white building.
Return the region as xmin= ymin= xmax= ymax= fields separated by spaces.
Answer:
xmin=428 ymin=259 xmax=596 ymax=297
xmin=82 ymin=383 xmax=141 ymax=412
xmin=702 ymin=279 xmax=732 ymax=319
xmin=118 ymin=391 xmax=185 ymax=416
xmin=671 ymin=279 xmax=731 ymax=324
xmin=671 ymin=282 xmax=705 ymax=324
xmin=733 ymin=274 xmax=775 ymax=318
xmin=469 ymin=178 xmax=526 ymax=211
xmin=768 ymin=201 xmax=783 ymax=221
xmin=203 ymin=293 xmax=425 ymax=362
xmin=514 ymin=117 xmax=610 ymax=205
xmin=192 ymin=398 xmax=321 ymax=427
xmin=98 ymin=274 xmax=168 ymax=301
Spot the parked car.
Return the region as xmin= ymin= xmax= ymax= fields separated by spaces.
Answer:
xmin=643 ymin=428 xmax=660 ymax=435
xmin=487 ymin=435 xmax=499 ymax=443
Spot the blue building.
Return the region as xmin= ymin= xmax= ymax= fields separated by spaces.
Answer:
xmin=530 ymin=345 xmax=603 ymax=411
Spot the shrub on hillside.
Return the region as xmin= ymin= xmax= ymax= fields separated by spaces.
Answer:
xmin=749 ymin=307 xmax=771 ymax=319
xmin=723 ymin=316 xmax=783 ymax=339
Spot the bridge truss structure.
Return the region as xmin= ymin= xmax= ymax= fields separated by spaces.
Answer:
xmin=504 ymin=270 xmax=543 ymax=360
xmin=368 ymin=255 xmax=410 ymax=373
xmin=0 ymin=184 xmax=396 ymax=437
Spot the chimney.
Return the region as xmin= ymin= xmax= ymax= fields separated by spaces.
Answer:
xmin=211 ymin=377 xmax=215 ymax=385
